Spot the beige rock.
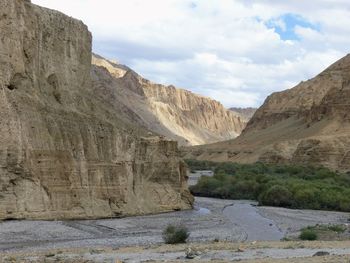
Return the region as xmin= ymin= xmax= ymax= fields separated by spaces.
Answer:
xmin=230 ymin=107 xmax=257 ymax=122
xmin=185 ymin=54 xmax=350 ymax=172
xmin=91 ymin=55 xmax=246 ymax=146
xmin=0 ymin=0 xmax=193 ymax=220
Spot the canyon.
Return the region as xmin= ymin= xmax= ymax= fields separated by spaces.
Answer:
xmin=0 ymin=0 xmax=192 ymax=220
xmin=92 ymin=54 xmax=246 ymax=146
xmin=185 ymin=54 xmax=350 ymax=172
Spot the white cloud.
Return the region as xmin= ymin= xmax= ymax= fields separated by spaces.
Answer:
xmin=32 ymin=0 xmax=350 ymax=108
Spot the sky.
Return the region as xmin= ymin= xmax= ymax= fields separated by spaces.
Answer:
xmin=32 ymin=0 xmax=350 ymax=108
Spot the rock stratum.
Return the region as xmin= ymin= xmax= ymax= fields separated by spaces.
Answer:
xmin=92 ymin=54 xmax=246 ymax=146
xmin=0 ymin=0 xmax=193 ymax=220
xmin=186 ymin=54 xmax=350 ymax=172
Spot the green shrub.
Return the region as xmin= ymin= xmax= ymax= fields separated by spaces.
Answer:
xmin=259 ymin=185 xmax=293 ymax=207
xmin=327 ymin=224 xmax=346 ymax=233
xmin=162 ymin=224 xmax=190 ymax=244
xmin=186 ymin=160 xmax=350 ymax=212
xmin=299 ymin=229 xmax=318 ymax=240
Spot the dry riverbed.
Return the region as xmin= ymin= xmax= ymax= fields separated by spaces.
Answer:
xmin=0 ymin=172 xmax=349 ymax=262
xmin=0 ymin=196 xmax=349 ymax=262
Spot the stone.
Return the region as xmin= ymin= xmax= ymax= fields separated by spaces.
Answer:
xmin=185 ymin=247 xmax=200 ymax=259
xmin=0 ymin=0 xmax=193 ymax=220
xmin=313 ymin=251 xmax=330 ymax=257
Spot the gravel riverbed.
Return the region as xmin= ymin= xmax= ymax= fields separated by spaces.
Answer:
xmin=0 ymin=171 xmax=349 ymax=261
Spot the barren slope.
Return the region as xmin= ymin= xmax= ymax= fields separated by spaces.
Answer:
xmin=92 ymin=55 xmax=246 ymax=146
xmin=185 ymin=54 xmax=350 ymax=172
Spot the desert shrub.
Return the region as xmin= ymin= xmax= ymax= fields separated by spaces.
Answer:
xmin=259 ymin=185 xmax=293 ymax=207
xmin=162 ymin=224 xmax=190 ymax=244
xmin=299 ymin=229 xmax=318 ymax=240
xmin=327 ymin=224 xmax=346 ymax=233
xmin=186 ymin=160 xmax=350 ymax=212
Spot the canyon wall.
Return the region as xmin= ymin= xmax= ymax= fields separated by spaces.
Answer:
xmin=0 ymin=0 xmax=192 ymax=220
xmin=186 ymin=54 xmax=350 ymax=172
xmin=229 ymin=107 xmax=257 ymax=122
xmin=92 ymin=55 xmax=246 ymax=146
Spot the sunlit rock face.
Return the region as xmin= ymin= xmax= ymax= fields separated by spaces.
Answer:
xmin=92 ymin=54 xmax=247 ymax=146
xmin=185 ymin=54 xmax=350 ymax=173
xmin=0 ymin=0 xmax=193 ymax=220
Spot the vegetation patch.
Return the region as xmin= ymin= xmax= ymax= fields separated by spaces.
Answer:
xmin=299 ymin=229 xmax=318 ymax=240
xmin=186 ymin=160 xmax=350 ymax=212
xmin=299 ymin=224 xmax=348 ymax=241
xmin=162 ymin=224 xmax=190 ymax=244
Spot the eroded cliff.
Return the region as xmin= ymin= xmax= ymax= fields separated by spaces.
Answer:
xmin=92 ymin=55 xmax=246 ymax=146
xmin=229 ymin=107 xmax=257 ymax=122
xmin=186 ymin=54 xmax=350 ymax=172
xmin=0 ymin=0 xmax=192 ymax=220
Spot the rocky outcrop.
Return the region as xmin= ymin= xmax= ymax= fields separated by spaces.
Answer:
xmin=92 ymin=55 xmax=246 ymax=146
xmin=0 ymin=0 xmax=192 ymax=220
xmin=185 ymin=54 xmax=350 ymax=172
xmin=229 ymin=107 xmax=257 ymax=122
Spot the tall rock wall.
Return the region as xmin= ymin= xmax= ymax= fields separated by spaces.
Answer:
xmin=92 ymin=55 xmax=246 ymax=146
xmin=0 ymin=0 xmax=192 ymax=220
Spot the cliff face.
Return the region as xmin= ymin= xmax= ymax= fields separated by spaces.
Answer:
xmin=92 ymin=55 xmax=246 ymax=146
xmin=0 ymin=0 xmax=192 ymax=220
xmin=185 ymin=54 xmax=350 ymax=172
xmin=229 ymin=107 xmax=257 ymax=122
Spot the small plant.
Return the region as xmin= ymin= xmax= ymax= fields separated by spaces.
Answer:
xmin=299 ymin=229 xmax=318 ymax=240
xmin=327 ymin=224 xmax=346 ymax=233
xmin=162 ymin=224 xmax=190 ymax=244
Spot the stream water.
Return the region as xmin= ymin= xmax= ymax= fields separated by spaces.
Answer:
xmin=223 ymin=202 xmax=284 ymax=241
xmin=190 ymin=170 xmax=284 ymax=241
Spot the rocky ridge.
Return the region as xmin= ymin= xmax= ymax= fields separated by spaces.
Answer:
xmin=185 ymin=54 xmax=350 ymax=172
xmin=230 ymin=107 xmax=257 ymax=122
xmin=92 ymin=55 xmax=246 ymax=146
xmin=0 ymin=0 xmax=192 ymax=220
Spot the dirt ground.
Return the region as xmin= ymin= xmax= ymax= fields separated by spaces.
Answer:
xmin=1 ymin=240 xmax=350 ymax=262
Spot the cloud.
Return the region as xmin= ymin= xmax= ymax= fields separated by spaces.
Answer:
xmin=32 ymin=0 xmax=350 ymax=108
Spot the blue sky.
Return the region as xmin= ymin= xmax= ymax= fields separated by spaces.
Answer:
xmin=266 ymin=14 xmax=320 ymax=41
xmin=32 ymin=0 xmax=350 ymax=108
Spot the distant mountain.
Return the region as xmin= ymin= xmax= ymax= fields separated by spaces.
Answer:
xmin=92 ymin=54 xmax=247 ymax=146
xmin=229 ymin=107 xmax=257 ymax=122
xmin=185 ymin=54 xmax=350 ymax=172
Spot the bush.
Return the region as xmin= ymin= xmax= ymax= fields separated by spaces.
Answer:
xmin=162 ymin=224 xmax=190 ymax=244
xmin=259 ymin=185 xmax=293 ymax=207
xmin=186 ymin=160 xmax=350 ymax=212
xmin=327 ymin=224 xmax=346 ymax=233
xmin=299 ymin=229 xmax=318 ymax=240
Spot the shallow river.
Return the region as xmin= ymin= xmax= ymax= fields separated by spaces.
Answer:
xmin=189 ymin=171 xmax=284 ymax=241
xmin=223 ymin=203 xmax=284 ymax=241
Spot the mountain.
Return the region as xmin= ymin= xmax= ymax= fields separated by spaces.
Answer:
xmin=229 ymin=107 xmax=257 ymax=122
xmin=91 ymin=55 xmax=246 ymax=146
xmin=0 ymin=0 xmax=192 ymax=220
xmin=185 ymin=54 xmax=350 ymax=172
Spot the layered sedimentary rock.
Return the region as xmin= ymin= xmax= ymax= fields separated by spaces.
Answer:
xmin=0 ymin=0 xmax=192 ymax=220
xmin=92 ymin=55 xmax=246 ymax=146
xmin=186 ymin=54 xmax=350 ymax=172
